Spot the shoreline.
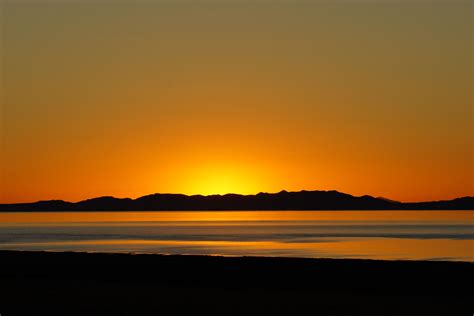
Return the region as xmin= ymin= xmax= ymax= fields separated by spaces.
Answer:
xmin=1 ymin=250 xmax=472 ymax=315
xmin=1 ymin=249 xmax=473 ymax=263
xmin=3 ymin=248 xmax=474 ymax=260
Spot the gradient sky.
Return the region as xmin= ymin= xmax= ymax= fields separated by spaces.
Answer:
xmin=1 ymin=0 xmax=472 ymax=203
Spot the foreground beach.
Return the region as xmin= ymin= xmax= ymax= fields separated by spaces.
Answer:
xmin=0 ymin=251 xmax=472 ymax=316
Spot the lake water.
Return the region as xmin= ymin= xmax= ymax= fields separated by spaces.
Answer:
xmin=0 ymin=211 xmax=472 ymax=261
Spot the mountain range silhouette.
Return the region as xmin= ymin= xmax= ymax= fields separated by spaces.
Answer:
xmin=0 ymin=190 xmax=472 ymax=211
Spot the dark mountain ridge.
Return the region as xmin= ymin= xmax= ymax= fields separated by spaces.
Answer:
xmin=0 ymin=190 xmax=472 ymax=211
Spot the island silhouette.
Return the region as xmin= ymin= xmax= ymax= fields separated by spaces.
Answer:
xmin=0 ymin=190 xmax=472 ymax=211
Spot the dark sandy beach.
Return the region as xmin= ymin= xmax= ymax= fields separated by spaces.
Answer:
xmin=0 ymin=251 xmax=472 ymax=316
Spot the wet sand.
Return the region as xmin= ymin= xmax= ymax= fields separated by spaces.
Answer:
xmin=0 ymin=250 xmax=472 ymax=315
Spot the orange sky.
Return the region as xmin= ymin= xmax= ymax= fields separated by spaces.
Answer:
xmin=1 ymin=1 xmax=472 ymax=203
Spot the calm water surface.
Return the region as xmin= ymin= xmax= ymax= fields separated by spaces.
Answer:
xmin=0 ymin=211 xmax=472 ymax=261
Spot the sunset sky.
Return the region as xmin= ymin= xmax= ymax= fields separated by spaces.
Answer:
xmin=1 ymin=0 xmax=472 ymax=203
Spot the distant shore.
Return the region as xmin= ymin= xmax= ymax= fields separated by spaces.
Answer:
xmin=1 ymin=250 xmax=472 ymax=315
xmin=1 ymin=190 xmax=473 ymax=212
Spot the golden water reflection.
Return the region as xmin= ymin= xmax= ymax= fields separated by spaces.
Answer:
xmin=0 ymin=211 xmax=472 ymax=261
xmin=0 ymin=210 xmax=472 ymax=223
xmin=1 ymin=238 xmax=472 ymax=261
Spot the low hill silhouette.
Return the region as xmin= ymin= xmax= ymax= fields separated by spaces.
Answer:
xmin=0 ymin=190 xmax=472 ymax=211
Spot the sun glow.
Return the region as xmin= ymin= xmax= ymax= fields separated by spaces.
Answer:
xmin=182 ymin=164 xmax=263 ymax=196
